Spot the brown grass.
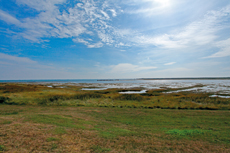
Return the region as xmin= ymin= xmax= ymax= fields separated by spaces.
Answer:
xmin=1 ymin=120 xmax=229 ymax=153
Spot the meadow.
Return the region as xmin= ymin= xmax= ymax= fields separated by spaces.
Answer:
xmin=0 ymin=83 xmax=230 ymax=152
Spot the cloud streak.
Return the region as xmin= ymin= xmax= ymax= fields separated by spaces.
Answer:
xmin=204 ymin=38 xmax=230 ymax=58
xmin=0 ymin=10 xmax=21 ymax=25
xmin=0 ymin=53 xmax=37 ymax=64
xmin=164 ymin=62 xmax=176 ymax=66
xmin=0 ymin=53 xmax=85 ymax=80
xmin=0 ymin=0 xmax=121 ymax=46
xmin=1 ymin=0 xmax=229 ymax=52
xmin=131 ymin=5 xmax=230 ymax=49
xmin=110 ymin=63 xmax=157 ymax=73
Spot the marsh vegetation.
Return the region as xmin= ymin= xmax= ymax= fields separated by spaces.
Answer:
xmin=0 ymin=83 xmax=229 ymax=110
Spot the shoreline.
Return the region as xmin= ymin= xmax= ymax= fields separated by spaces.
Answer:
xmin=0 ymin=77 xmax=230 ymax=83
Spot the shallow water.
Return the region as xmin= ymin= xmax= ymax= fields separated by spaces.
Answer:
xmin=81 ymin=88 xmax=108 ymax=91
xmin=119 ymin=90 xmax=147 ymax=94
xmin=209 ymin=95 xmax=230 ymax=98
xmin=92 ymin=80 xmax=230 ymax=94
xmin=1 ymin=79 xmax=230 ymax=94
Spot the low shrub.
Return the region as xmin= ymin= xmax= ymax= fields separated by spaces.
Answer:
xmin=0 ymin=84 xmax=37 ymax=93
xmin=37 ymin=93 xmax=103 ymax=105
xmin=0 ymin=145 xmax=6 ymax=151
xmin=0 ymin=96 xmax=10 ymax=104
xmin=73 ymin=93 xmax=103 ymax=100
xmin=113 ymin=94 xmax=144 ymax=101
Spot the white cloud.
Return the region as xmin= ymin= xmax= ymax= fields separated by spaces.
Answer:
xmin=0 ymin=61 xmax=14 ymax=65
xmin=1 ymin=0 xmax=229 ymax=52
xmin=110 ymin=63 xmax=156 ymax=73
xmin=0 ymin=10 xmax=21 ymax=25
xmin=109 ymin=9 xmax=117 ymax=17
xmin=16 ymin=0 xmax=66 ymax=11
xmin=0 ymin=53 xmax=86 ymax=80
xmin=73 ymin=38 xmax=89 ymax=45
xmin=135 ymin=34 xmax=186 ymax=49
xmin=132 ymin=5 xmax=230 ymax=49
xmin=0 ymin=0 xmax=120 ymax=47
xmin=101 ymin=10 xmax=110 ymax=19
xmin=143 ymin=67 xmax=192 ymax=78
xmin=0 ymin=53 xmax=37 ymax=64
xmin=87 ymin=42 xmax=103 ymax=48
xmin=97 ymin=31 xmax=114 ymax=44
xmin=164 ymin=62 xmax=176 ymax=65
xmin=204 ymin=38 xmax=230 ymax=58
xmin=126 ymin=0 xmax=173 ymax=16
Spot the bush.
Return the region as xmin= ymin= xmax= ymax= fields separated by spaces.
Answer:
xmin=37 ymin=93 xmax=103 ymax=105
xmin=113 ymin=94 xmax=144 ymax=101
xmin=73 ymin=93 xmax=103 ymax=100
xmin=0 ymin=96 xmax=10 ymax=104
xmin=48 ymin=95 xmax=68 ymax=102
xmin=0 ymin=84 xmax=37 ymax=93
xmin=0 ymin=145 xmax=6 ymax=151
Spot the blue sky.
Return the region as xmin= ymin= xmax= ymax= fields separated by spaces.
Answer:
xmin=0 ymin=0 xmax=230 ymax=79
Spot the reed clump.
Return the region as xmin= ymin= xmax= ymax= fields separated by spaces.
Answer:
xmin=0 ymin=96 xmax=10 ymax=104
xmin=113 ymin=94 xmax=144 ymax=101
xmin=0 ymin=84 xmax=37 ymax=93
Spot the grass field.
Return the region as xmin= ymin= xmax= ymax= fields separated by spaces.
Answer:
xmin=1 ymin=105 xmax=230 ymax=152
xmin=0 ymin=83 xmax=230 ymax=152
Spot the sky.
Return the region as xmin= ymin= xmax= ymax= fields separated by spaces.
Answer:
xmin=0 ymin=0 xmax=230 ymax=80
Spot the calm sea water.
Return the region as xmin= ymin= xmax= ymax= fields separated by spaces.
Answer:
xmin=0 ymin=79 xmax=138 ymax=83
xmin=0 ymin=79 xmax=229 ymax=84
xmin=0 ymin=79 xmax=230 ymax=86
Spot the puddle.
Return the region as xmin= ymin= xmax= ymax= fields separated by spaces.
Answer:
xmin=119 ymin=90 xmax=147 ymax=94
xmin=209 ymin=95 xmax=230 ymax=98
xmin=81 ymin=88 xmax=107 ymax=91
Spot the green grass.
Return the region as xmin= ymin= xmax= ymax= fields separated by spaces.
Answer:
xmin=46 ymin=137 xmax=59 ymax=142
xmin=166 ymin=129 xmax=208 ymax=136
xmin=0 ymin=145 xmax=6 ymax=151
xmin=96 ymin=127 xmax=136 ymax=139
xmin=53 ymin=127 xmax=67 ymax=134
xmin=25 ymin=114 xmax=86 ymax=129
xmin=0 ymin=105 xmax=230 ymax=152
xmin=91 ymin=145 xmax=111 ymax=152
xmin=0 ymin=110 xmax=19 ymax=115
xmin=82 ymin=108 xmax=230 ymax=144
xmin=0 ymin=120 xmax=12 ymax=124
xmin=51 ymin=143 xmax=58 ymax=150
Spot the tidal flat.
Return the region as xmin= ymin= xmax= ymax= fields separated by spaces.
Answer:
xmin=0 ymin=83 xmax=230 ymax=152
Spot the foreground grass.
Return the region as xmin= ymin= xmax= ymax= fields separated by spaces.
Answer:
xmin=0 ymin=105 xmax=230 ymax=152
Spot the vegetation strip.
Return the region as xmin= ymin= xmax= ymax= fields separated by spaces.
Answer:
xmin=0 ymin=83 xmax=229 ymax=110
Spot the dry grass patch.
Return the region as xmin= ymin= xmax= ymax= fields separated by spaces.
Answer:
xmin=0 ymin=122 xmax=98 ymax=152
xmin=0 ymin=103 xmax=230 ymax=152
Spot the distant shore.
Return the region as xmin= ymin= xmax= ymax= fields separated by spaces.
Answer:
xmin=0 ymin=77 xmax=230 ymax=83
xmin=138 ymin=77 xmax=230 ymax=80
